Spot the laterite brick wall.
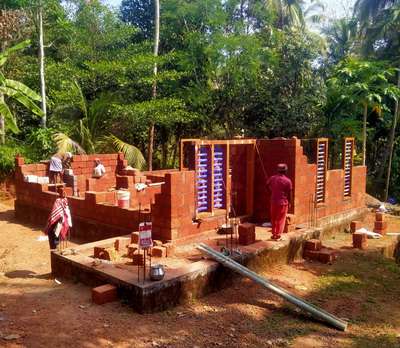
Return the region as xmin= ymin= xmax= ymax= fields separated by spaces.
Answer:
xmin=253 ymin=138 xmax=297 ymax=222
xmin=14 ymin=154 xmax=167 ymax=242
xmin=151 ymin=171 xmax=224 ymax=242
xmin=253 ymin=138 xmax=366 ymax=225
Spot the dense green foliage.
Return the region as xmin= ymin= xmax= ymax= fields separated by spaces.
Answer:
xmin=0 ymin=0 xmax=399 ymax=200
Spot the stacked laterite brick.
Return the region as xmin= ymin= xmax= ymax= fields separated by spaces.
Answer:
xmin=284 ymin=214 xmax=296 ymax=233
xmin=303 ymin=239 xmax=338 ymax=264
xmin=350 ymin=220 xmax=368 ymax=249
xmin=14 ymin=158 xmax=158 ymax=241
xmin=123 ymin=232 xmax=175 ymax=264
xmin=15 ymin=153 xmax=124 ymax=195
xmin=374 ymin=212 xmax=387 ymax=235
xmin=151 ymin=171 xmax=195 ymax=241
xmin=238 ymin=223 xmax=256 ymax=245
xmin=352 ymin=233 xmax=367 ymax=249
xmin=151 ymin=171 xmax=226 ymax=243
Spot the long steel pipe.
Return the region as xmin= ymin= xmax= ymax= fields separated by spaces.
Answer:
xmin=197 ymin=243 xmax=348 ymax=331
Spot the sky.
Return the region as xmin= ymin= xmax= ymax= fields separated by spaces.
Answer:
xmin=104 ymin=0 xmax=355 ymax=19
xmin=103 ymin=0 xmax=355 ymax=18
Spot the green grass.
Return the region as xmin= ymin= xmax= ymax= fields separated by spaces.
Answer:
xmin=351 ymin=334 xmax=399 ymax=348
xmin=315 ymin=274 xmax=363 ymax=297
xmin=255 ymin=252 xmax=400 ymax=346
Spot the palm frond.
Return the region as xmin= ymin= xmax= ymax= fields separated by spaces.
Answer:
xmin=102 ymin=134 xmax=146 ymax=170
xmin=78 ymin=119 xmax=96 ymax=153
xmin=53 ymin=132 xmax=86 ymax=155
xmin=73 ymin=80 xmax=88 ymax=118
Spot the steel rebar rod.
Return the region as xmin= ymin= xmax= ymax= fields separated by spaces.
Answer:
xmin=197 ymin=243 xmax=348 ymax=331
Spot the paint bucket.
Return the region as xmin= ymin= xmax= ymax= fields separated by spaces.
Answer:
xmin=117 ymin=190 xmax=130 ymax=209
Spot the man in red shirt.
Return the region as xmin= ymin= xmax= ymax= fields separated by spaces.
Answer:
xmin=267 ymin=163 xmax=293 ymax=241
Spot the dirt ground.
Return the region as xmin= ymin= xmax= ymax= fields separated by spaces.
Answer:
xmin=1 ymin=196 xmax=400 ymax=348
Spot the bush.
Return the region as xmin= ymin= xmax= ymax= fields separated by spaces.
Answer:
xmin=27 ymin=127 xmax=57 ymax=160
xmin=0 ymin=141 xmax=40 ymax=180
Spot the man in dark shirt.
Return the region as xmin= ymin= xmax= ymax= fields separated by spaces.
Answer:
xmin=266 ymin=163 xmax=293 ymax=241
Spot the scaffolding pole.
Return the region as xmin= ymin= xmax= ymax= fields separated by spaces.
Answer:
xmin=197 ymin=243 xmax=348 ymax=331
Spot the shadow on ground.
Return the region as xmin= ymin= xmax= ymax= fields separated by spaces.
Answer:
xmin=4 ymin=270 xmax=52 ymax=280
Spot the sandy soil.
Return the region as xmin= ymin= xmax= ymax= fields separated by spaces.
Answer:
xmin=1 ymin=198 xmax=400 ymax=348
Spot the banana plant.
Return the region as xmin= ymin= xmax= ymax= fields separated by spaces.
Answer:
xmin=0 ymin=40 xmax=43 ymax=144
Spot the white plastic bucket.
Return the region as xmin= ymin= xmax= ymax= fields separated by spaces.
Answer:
xmin=117 ymin=190 xmax=130 ymax=209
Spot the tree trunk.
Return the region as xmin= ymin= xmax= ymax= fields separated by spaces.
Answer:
xmin=0 ymin=41 xmax=5 ymax=145
xmin=38 ymin=3 xmax=47 ymax=127
xmin=161 ymin=139 xmax=168 ymax=168
xmin=383 ymin=71 xmax=400 ymax=201
xmin=147 ymin=0 xmax=160 ymax=171
xmin=362 ymin=102 xmax=368 ymax=166
xmin=0 ymin=93 xmax=5 ymax=145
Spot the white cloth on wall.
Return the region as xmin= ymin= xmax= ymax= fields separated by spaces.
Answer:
xmin=49 ymin=156 xmax=62 ymax=172
xmin=93 ymin=164 xmax=106 ymax=177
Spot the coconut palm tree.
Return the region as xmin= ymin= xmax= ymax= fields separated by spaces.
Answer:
xmin=267 ymin=0 xmax=306 ymax=28
xmin=0 ymin=40 xmax=43 ymax=144
xmin=267 ymin=0 xmax=324 ymax=29
xmin=53 ymin=81 xmax=146 ymax=169
xmin=322 ymin=18 xmax=358 ymax=63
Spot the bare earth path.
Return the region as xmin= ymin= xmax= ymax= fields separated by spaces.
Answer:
xmin=1 ymin=199 xmax=400 ymax=348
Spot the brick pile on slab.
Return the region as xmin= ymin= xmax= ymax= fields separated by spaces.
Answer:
xmin=238 ymin=223 xmax=256 ymax=245
xmin=94 ymin=246 xmax=111 ymax=260
xmin=128 ymin=231 xmax=174 ymax=259
xmin=303 ymin=239 xmax=338 ymax=264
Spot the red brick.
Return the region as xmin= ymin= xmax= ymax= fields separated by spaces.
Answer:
xmin=352 ymin=232 xmax=367 ymax=249
xmin=94 ymin=247 xmax=110 ymax=260
xmin=304 ymin=239 xmax=322 ymax=251
xmin=303 ymin=249 xmax=319 ymax=261
xmin=127 ymin=244 xmax=138 ymax=258
xmin=15 ymin=156 xmax=25 ymax=166
xmin=374 ymin=228 xmax=387 ymax=236
xmin=238 ymin=224 xmax=256 ymax=245
xmin=350 ymin=220 xmax=363 ymax=233
xmin=375 ymin=212 xmax=385 ymax=222
xmin=131 ymin=232 xmax=139 ymax=243
xmin=374 ymin=221 xmax=387 ymax=230
xmin=283 ymin=223 xmax=295 ymax=233
xmin=92 ymin=284 xmax=118 ymax=305
xmin=64 ymin=187 xmax=73 ymax=196
xmin=151 ymin=246 xmax=167 ymax=258
xmin=238 ymin=234 xmax=254 ymax=245
xmin=238 ymin=223 xmax=256 ymax=238
xmin=163 ymin=243 xmax=175 ymax=257
xmin=131 ymin=253 xmax=144 ymax=265
xmin=286 ymin=214 xmax=296 ymax=225
xmin=318 ymin=249 xmax=337 ymax=264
